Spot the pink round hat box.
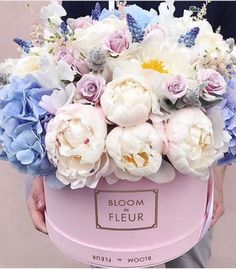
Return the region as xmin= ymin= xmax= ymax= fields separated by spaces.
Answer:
xmin=44 ymin=171 xmax=213 ymax=268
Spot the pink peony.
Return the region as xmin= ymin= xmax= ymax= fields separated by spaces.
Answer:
xmin=76 ymin=73 xmax=105 ymax=104
xmin=198 ymin=68 xmax=226 ymax=96
xmin=105 ymin=30 xmax=131 ymax=54
xmin=163 ymin=75 xmax=187 ymax=100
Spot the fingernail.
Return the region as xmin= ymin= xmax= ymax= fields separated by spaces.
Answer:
xmin=37 ymin=200 xmax=42 ymax=209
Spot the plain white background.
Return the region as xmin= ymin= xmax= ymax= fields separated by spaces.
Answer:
xmin=0 ymin=1 xmax=236 ymax=267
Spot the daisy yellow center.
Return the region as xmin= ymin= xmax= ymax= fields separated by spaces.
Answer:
xmin=142 ymin=59 xmax=168 ymax=74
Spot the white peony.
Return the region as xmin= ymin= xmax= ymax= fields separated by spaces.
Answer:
xmin=12 ymin=56 xmax=40 ymax=78
xmin=207 ymin=105 xmax=231 ymax=160
xmin=100 ymin=75 xmax=153 ymax=127
xmin=105 ymin=122 xmax=175 ymax=183
xmin=73 ymin=17 xmax=127 ymax=53
xmin=45 ymin=104 xmax=108 ymax=189
xmin=166 ymin=107 xmax=221 ymax=179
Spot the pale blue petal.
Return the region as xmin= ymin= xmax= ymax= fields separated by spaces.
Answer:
xmin=16 ymin=149 xmax=35 ymax=164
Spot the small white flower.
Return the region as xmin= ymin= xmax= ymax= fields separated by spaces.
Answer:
xmin=40 ymin=83 xmax=76 ymax=115
xmin=34 ymin=57 xmax=75 ymax=90
xmin=40 ymin=1 xmax=66 ymax=26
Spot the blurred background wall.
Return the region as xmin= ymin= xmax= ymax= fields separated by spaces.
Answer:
xmin=0 ymin=1 xmax=236 ymax=267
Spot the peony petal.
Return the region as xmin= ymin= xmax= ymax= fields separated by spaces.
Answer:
xmin=146 ymin=160 xmax=175 ymax=183
xmin=105 ymin=172 xmax=120 ymax=185
xmin=114 ymin=167 xmax=142 ymax=181
xmin=70 ymin=178 xmax=87 ymax=189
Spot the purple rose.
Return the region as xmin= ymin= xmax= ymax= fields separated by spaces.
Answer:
xmin=76 ymin=73 xmax=105 ymax=104
xmin=73 ymin=59 xmax=90 ymax=75
xmin=55 ymin=48 xmax=74 ymax=65
xmin=198 ymin=68 xmax=226 ymax=96
xmin=105 ymin=30 xmax=131 ymax=54
xmin=163 ymin=75 xmax=187 ymax=100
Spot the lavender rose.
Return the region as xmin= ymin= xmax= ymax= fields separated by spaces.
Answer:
xmin=76 ymin=73 xmax=105 ymax=104
xmin=55 ymin=48 xmax=74 ymax=65
xmin=105 ymin=30 xmax=131 ymax=54
xmin=198 ymin=68 xmax=226 ymax=97
xmin=73 ymin=59 xmax=90 ymax=75
xmin=163 ymin=75 xmax=187 ymax=100
xmin=55 ymin=48 xmax=90 ymax=75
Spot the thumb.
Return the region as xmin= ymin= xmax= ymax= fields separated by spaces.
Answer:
xmin=32 ymin=177 xmax=46 ymax=211
xmin=36 ymin=199 xmax=45 ymax=211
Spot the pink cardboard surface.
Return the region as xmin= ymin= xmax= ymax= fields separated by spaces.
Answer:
xmin=44 ymin=172 xmax=209 ymax=267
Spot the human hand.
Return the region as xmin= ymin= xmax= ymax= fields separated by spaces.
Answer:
xmin=210 ymin=166 xmax=226 ymax=227
xmin=27 ymin=176 xmax=48 ymax=234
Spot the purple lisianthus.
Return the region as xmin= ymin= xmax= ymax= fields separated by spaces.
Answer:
xmin=0 ymin=75 xmax=55 ymax=176
xmin=76 ymin=73 xmax=105 ymax=104
xmin=218 ymin=76 xmax=236 ymax=165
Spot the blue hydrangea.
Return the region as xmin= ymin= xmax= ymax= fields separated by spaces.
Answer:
xmin=0 ymin=75 xmax=55 ymax=176
xmin=218 ymin=76 xmax=236 ymax=165
xmin=98 ymin=4 xmax=156 ymax=29
xmin=99 ymin=8 xmax=120 ymax=20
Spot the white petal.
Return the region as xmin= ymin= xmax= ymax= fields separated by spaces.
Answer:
xmin=105 ymin=172 xmax=120 ymax=185
xmin=114 ymin=167 xmax=142 ymax=181
xmin=147 ymin=160 xmax=176 ymax=183
xmin=57 ymin=61 xmax=75 ymax=82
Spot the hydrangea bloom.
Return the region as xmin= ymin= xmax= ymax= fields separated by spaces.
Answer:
xmin=99 ymin=4 xmax=156 ymax=30
xmin=218 ymin=76 xmax=236 ymax=165
xmin=0 ymin=75 xmax=55 ymax=175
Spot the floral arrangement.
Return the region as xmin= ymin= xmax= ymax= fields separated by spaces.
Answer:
xmin=0 ymin=1 xmax=236 ymax=189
